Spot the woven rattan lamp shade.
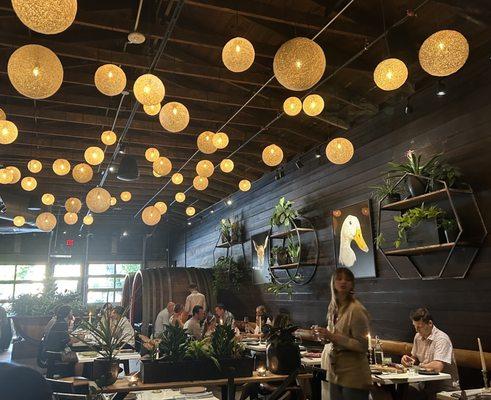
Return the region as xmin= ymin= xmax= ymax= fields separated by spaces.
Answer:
xmin=13 ymin=216 xmax=25 ymax=227
xmin=220 ymin=159 xmax=234 ymax=173
xmin=12 ymin=0 xmax=77 ymax=34
xmin=171 ymin=173 xmax=183 ymax=185
xmin=159 ymin=102 xmax=190 ymax=133
xmin=222 ymin=37 xmax=255 ymax=73
xmin=65 ymin=197 xmax=82 ymax=213
xmin=325 ymin=138 xmax=354 ymax=164
xmin=72 ymin=163 xmax=93 ymax=183
xmin=144 ymin=103 xmax=161 ymax=116
xmin=283 ymin=97 xmax=302 ymax=116
xmin=373 ymin=58 xmax=408 ymax=91
xmin=0 ymin=120 xmax=19 ymax=145
xmin=28 ymin=159 xmax=42 ymax=173
xmin=64 ymin=212 xmax=78 ymax=225
xmin=212 ymin=132 xmax=229 ymax=149
xmin=6 ymin=166 xmax=21 ymax=184
xmin=273 ymin=37 xmax=326 ymax=91
xmin=419 ymin=30 xmax=469 ymax=77
xmin=193 ymin=176 xmax=209 ymax=191
xmin=175 ymin=192 xmax=186 ymax=203
xmin=84 ymin=146 xmax=104 ymax=166
xmin=142 ymin=206 xmax=161 ymax=226
xmin=0 ymin=169 xmax=13 ymax=184
xmin=262 ymin=144 xmax=283 ymax=167
xmin=155 ymin=201 xmax=168 ymax=214
xmin=83 ymin=214 xmax=94 ymax=225
xmin=196 ymin=160 xmax=214 ymax=178
xmin=36 ymin=212 xmax=57 ymax=232
xmin=153 ymin=156 xmax=172 ymax=176
xmin=8 ymin=44 xmax=63 ymax=99
xmin=95 ymin=64 xmax=126 ymax=96
xmin=186 ymin=206 xmax=196 ymax=217
xmin=302 ymin=94 xmax=324 ymax=116
xmin=197 ymin=131 xmax=217 ymax=154
xmin=239 ymin=179 xmax=251 ymax=192
xmin=120 ymin=191 xmax=132 ymax=202
xmin=133 ymin=74 xmax=165 ymax=106
xmin=145 ymin=147 xmax=160 ymax=162
xmin=21 ymin=176 xmax=37 ymax=191
xmin=42 ymin=193 xmax=55 ymax=205
xmin=53 ymin=159 xmax=70 ymax=176
xmin=86 ymin=187 xmax=111 ymax=213
xmin=0 ymin=108 xmax=6 ymax=120
xmin=101 ymin=130 xmax=117 ymax=146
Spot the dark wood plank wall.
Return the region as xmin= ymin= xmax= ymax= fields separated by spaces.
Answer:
xmin=169 ymin=60 xmax=491 ymax=362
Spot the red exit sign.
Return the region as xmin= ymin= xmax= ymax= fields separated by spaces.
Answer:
xmin=66 ymin=239 xmax=74 ymax=247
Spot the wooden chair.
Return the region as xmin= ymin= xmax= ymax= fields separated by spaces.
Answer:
xmin=46 ymin=377 xmax=90 ymax=400
xmin=46 ymin=351 xmax=75 ymax=378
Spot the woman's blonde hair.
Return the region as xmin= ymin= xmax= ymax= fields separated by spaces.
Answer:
xmin=327 ymin=267 xmax=355 ymax=330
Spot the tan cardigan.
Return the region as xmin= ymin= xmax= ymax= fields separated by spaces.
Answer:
xmin=327 ymin=299 xmax=372 ymax=390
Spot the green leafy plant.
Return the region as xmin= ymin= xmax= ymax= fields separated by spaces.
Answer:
xmin=370 ymin=176 xmax=400 ymax=201
xmin=210 ymin=324 xmax=243 ymax=359
xmin=427 ymin=161 xmax=461 ymax=189
xmin=186 ymin=338 xmax=219 ymax=367
xmin=266 ymin=282 xmax=294 ymax=299
xmin=158 ymin=323 xmax=189 ymax=362
xmin=393 ymin=204 xmax=455 ymax=248
xmin=270 ymin=197 xmax=299 ymax=228
xmin=220 ymin=218 xmax=232 ymax=242
xmin=375 ymin=233 xmax=385 ymax=249
xmin=270 ymin=246 xmax=288 ymax=265
xmin=140 ymin=334 xmax=161 ymax=361
xmin=286 ymin=238 xmax=300 ymax=263
xmin=74 ymin=310 xmax=132 ymax=361
xmin=212 ymin=256 xmax=246 ymax=293
xmin=388 ymin=150 xmax=443 ymax=177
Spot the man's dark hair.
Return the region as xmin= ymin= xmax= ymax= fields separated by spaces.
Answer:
xmin=216 ymin=303 xmax=225 ymax=310
xmin=192 ymin=305 xmax=203 ymax=316
xmin=189 ymin=283 xmax=197 ymax=290
xmin=113 ymin=306 xmax=125 ymax=317
xmin=410 ymin=308 xmax=433 ymax=324
xmin=56 ymin=305 xmax=71 ymax=320
xmin=173 ymin=303 xmax=183 ymax=313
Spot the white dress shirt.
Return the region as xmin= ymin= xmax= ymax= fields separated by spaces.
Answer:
xmin=154 ymin=308 xmax=170 ymax=336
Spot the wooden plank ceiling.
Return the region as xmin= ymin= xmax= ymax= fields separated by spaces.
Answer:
xmin=0 ymin=0 xmax=489 ymax=228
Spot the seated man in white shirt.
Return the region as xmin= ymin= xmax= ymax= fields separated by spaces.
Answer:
xmin=401 ymin=308 xmax=460 ymax=400
xmin=154 ymin=301 xmax=175 ymax=336
xmin=184 ymin=283 xmax=206 ymax=316
xmin=110 ymin=306 xmax=135 ymax=348
xmin=215 ymin=303 xmax=234 ymax=326
xmin=184 ymin=305 xmax=205 ymax=340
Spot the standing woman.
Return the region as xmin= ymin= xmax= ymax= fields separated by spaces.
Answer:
xmin=314 ymin=267 xmax=372 ymax=400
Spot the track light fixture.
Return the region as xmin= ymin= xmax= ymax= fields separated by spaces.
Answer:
xmin=404 ymin=97 xmax=413 ymax=115
xmin=295 ymin=160 xmax=304 ymax=169
xmin=315 ymin=147 xmax=321 ymax=159
xmin=436 ymin=80 xmax=447 ymax=97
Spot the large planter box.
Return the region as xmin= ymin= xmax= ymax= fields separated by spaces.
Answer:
xmin=11 ymin=315 xmax=51 ymax=360
xmin=141 ymin=356 xmax=254 ymax=383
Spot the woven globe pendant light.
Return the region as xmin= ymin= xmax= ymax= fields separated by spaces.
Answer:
xmin=133 ymin=74 xmax=165 ymax=106
xmin=196 ymin=160 xmax=214 ymax=178
xmin=65 ymin=197 xmax=82 ymax=213
xmin=153 ymin=156 xmax=172 ymax=176
xmin=273 ymin=37 xmax=326 ymax=91
xmin=144 ymin=103 xmax=161 ymax=116
xmin=186 ymin=206 xmax=196 ymax=217
xmin=42 ymin=193 xmax=55 ymax=205
xmin=145 ymin=147 xmax=160 ymax=162
xmin=84 ymin=146 xmax=104 ymax=166
xmin=64 ymin=212 xmax=78 ymax=225
xmin=83 ymin=214 xmax=94 ymax=225
xmin=171 ymin=172 xmax=183 ymax=185
xmin=120 ymin=191 xmax=132 ymax=202
xmin=53 ymin=159 xmax=70 ymax=176
xmin=72 ymin=163 xmax=93 ymax=183
xmin=303 ymin=94 xmax=325 ymax=116
xmin=373 ymin=58 xmax=408 ymax=91
xmin=283 ymin=97 xmax=302 ymax=116
xmin=153 ymin=170 xmax=162 ymax=178
xmin=110 ymin=197 xmax=117 ymax=206
xmin=6 ymin=166 xmax=21 ymax=184
xmin=193 ymin=176 xmax=209 ymax=191
xmin=419 ymin=30 xmax=469 ymax=77
xmin=212 ymin=132 xmax=229 ymax=149
xmin=0 ymin=108 xmax=6 ymax=120
xmin=94 ymin=64 xmax=126 ymax=96
xmin=197 ymin=131 xmax=217 ymax=154
xmin=86 ymin=187 xmax=111 ymax=213
xmin=27 ymin=159 xmax=43 ymax=173
xmin=220 ymin=159 xmax=234 ymax=173
xmin=222 ymin=37 xmax=255 ymax=73
xmin=159 ymin=102 xmax=190 ymax=133
xmin=142 ymin=206 xmax=161 ymax=226
xmin=0 ymin=120 xmax=18 ymax=145
xmin=155 ymin=201 xmax=167 ymax=214
xmin=8 ymin=44 xmax=63 ymax=99
xmin=239 ymin=179 xmax=251 ymax=192
xmin=12 ymin=0 xmax=77 ymax=34
xmin=21 ymin=176 xmax=37 ymax=191
xmin=101 ymin=130 xmax=117 ymax=146
xmin=175 ymin=192 xmax=186 ymax=203
xmin=13 ymin=216 xmax=25 ymax=227
xmin=36 ymin=212 xmax=57 ymax=232
xmin=0 ymin=169 xmax=13 ymax=184
xmin=262 ymin=144 xmax=283 ymax=167
xmin=325 ymin=137 xmax=354 ymax=164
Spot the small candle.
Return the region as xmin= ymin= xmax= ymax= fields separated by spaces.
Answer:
xmin=367 ymin=333 xmax=372 ymax=351
xmin=257 ymin=366 xmax=267 ymax=376
xmin=478 ymin=338 xmax=487 ymax=372
xmin=88 ymin=312 xmax=92 ymax=324
xmin=127 ymin=375 xmax=138 ymax=386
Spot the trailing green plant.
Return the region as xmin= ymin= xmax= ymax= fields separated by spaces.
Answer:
xmin=286 ymin=238 xmax=300 ymax=263
xmin=393 ymin=204 xmax=455 ymax=248
xmin=210 ymin=324 xmax=243 ymax=359
xmin=11 ymin=279 xmax=85 ymax=317
xmin=387 ymin=150 xmax=443 ymax=178
xmin=270 ymin=197 xmax=299 ymax=228
xmin=427 ymin=160 xmax=461 ymax=189
xmin=158 ymin=323 xmax=189 ymax=362
xmin=73 ymin=310 xmax=132 ymax=361
xmin=186 ymin=338 xmax=219 ymax=367
xmin=266 ymin=281 xmax=294 ymax=299
xmin=370 ymin=176 xmax=400 ymax=201
xmin=212 ymin=256 xmax=246 ymax=293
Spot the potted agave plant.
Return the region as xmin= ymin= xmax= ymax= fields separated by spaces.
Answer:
xmin=75 ymin=310 xmax=133 ymax=387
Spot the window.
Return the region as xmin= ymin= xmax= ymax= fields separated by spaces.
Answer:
xmin=53 ymin=264 xmax=82 ymax=294
xmin=87 ymin=263 xmax=140 ymax=304
xmin=0 ymin=264 xmax=46 ymax=310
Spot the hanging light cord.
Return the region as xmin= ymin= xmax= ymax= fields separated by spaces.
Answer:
xmin=133 ymin=0 xmax=356 ymax=218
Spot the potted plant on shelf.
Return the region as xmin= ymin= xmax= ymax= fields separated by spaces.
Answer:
xmin=230 ymin=217 xmax=242 ymax=243
xmin=270 ymin=246 xmax=289 ymax=266
xmin=75 ymin=309 xmax=132 ymax=387
xmin=270 ymin=197 xmax=300 ymax=228
xmin=370 ymin=176 xmax=402 ymax=206
xmin=266 ymin=324 xmax=301 ymax=374
xmin=387 ymin=150 xmax=443 ymax=197
xmin=393 ymin=204 xmax=457 ymax=248
xmin=220 ymin=218 xmax=232 ymax=243
xmin=286 ymin=238 xmax=301 ymax=263
xmin=212 ymin=256 xmax=246 ymax=293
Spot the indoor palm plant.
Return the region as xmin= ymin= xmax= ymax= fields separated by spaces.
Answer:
xmin=75 ymin=309 xmax=132 ymax=387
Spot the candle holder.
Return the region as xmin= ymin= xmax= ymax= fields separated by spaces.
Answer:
xmin=256 ymin=367 xmax=267 ymax=377
xmin=127 ymin=375 xmax=138 ymax=387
